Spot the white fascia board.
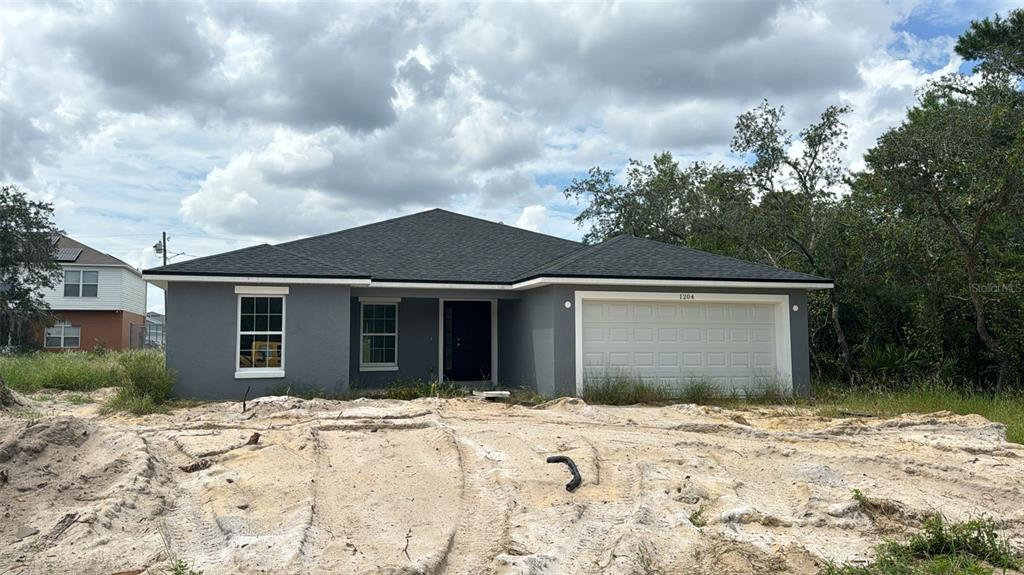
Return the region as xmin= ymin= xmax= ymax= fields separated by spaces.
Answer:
xmin=513 ymin=277 xmax=833 ymax=290
xmin=366 ymin=281 xmax=513 ymax=290
xmin=235 ymin=285 xmax=290 ymax=295
xmin=573 ymin=291 xmax=789 ymax=304
xmin=142 ymin=274 xmax=371 ymax=286
xmin=63 ymin=262 xmax=142 ymax=276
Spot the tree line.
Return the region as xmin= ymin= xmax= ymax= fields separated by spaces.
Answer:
xmin=565 ymin=10 xmax=1024 ymax=391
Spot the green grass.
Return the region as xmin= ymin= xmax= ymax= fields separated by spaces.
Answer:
xmin=0 ymin=349 xmax=176 ymax=416
xmin=272 ymin=378 xmax=468 ymax=401
xmin=104 ymin=350 xmax=177 ymax=415
xmin=581 ymin=373 xmax=671 ymax=405
xmin=689 ymin=504 xmax=708 ymax=528
xmin=580 ymin=374 xmax=1024 ymax=445
xmin=581 ymin=373 xmax=790 ymax=406
xmin=65 ymin=394 xmax=93 ymax=405
xmin=0 ymin=350 xmax=129 ymax=392
xmin=814 ymin=383 xmax=1024 ymax=445
xmin=824 ymin=515 xmax=1019 ymax=575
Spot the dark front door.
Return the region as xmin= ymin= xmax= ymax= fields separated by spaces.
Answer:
xmin=443 ymin=300 xmax=492 ymax=381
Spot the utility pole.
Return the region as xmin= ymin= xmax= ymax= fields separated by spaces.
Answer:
xmin=153 ymin=232 xmax=168 ymax=267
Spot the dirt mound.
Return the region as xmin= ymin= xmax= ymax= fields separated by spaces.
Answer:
xmin=0 ymin=417 xmax=170 ymax=574
xmin=0 ymin=378 xmax=32 ymax=410
xmin=2 ymin=397 xmax=1023 ymax=574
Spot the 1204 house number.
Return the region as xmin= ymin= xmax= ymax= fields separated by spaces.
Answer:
xmin=678 ymin=293 xmax=695 ymax=300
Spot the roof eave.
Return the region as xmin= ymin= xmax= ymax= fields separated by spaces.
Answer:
xmin=141 ymin=273 xmax=372 ymax=286
xmin=511 ymin=276 xmax=834 ymax=290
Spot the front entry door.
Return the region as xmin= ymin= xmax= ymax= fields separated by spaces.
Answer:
xmin=443 ymin=301 xmax=492 ymax=381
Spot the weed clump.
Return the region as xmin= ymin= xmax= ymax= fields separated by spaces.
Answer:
xmin=825 ymin=515 xmax=1019 ymax=575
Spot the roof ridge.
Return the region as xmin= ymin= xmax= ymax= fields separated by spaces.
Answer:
xmin=276 ymin=209 xmax=438 ymax=248
xmin=59 ymin=234 xmax=135 ymax=269
xmin=430 ymin=208 xmax=582 ymax=246
xmin=267 ymin=244 xmax=364 ymax=276
xmin=277 ymin=208 xmax=581 ymax=250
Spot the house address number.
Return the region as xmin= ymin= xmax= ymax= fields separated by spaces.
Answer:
xmin=678 ymin=293 xmax=695 ymax=300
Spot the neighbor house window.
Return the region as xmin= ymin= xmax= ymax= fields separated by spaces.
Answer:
xmin=360 ymin=302 xmax=397 ymax=370
xmin=45 ymin=320 xmax=80 ymax=349
xmin=237 ymin=295 xmax=285 ymax=375
xmin=63 ymin=270 xmax=98 ymax=297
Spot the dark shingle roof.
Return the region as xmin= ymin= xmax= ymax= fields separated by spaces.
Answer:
xmin=515 ymin=235 xmax=829 ymax=284
xmin=275 ymin=209 xmax=582 ymax=283
xmin=55 ymin=236 xmax=136 ymax=269
xmin=143 ymin=209 xmax=830 ymax=285
xmin=147 ymin=243 xmax=367 ymax=278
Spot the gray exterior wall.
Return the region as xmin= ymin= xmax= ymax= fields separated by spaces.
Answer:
xmin=518 ymin=285 xmax=813 ymax=398
xmin=348 ymin=288 xmax=521 ymax=388
xmin=165 ymin=282 xmax=350 ymax=399
xmin=349 ymin=297 xmax=439 ymax=387
xmin=166 ymin=282 xmax=814 ymax=399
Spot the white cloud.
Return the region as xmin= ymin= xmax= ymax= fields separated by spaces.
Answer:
xmin=0 ymin=0 xmax=1004 ymax=311
xmin=515 ymin=205 xmax=548 ymax=232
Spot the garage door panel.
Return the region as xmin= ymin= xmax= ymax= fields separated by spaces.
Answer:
xmin=753 ymin=352 xmax=774 ymax=367
xmin=581 ymin=299 xmax=782 ymax=393
xmin=657 ymin=328 xmax=677 ymax=342
xmin=634 ymin=328 xmax=654 ymax=342
xmin=633 ymin=304 xmax=654 ymax=319
xmin=707 ymin=328 xmax=726 ymax=343
xmin=729 ymin=352 xmax=750 ymax=368
xmin=608 ymin=327 xmax=630 ymax=341
xmin=730 ymin=328 xmax=750 ymax=343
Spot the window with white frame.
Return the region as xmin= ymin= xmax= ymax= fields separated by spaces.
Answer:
xmin=361 ymin=302 xmax=397 ymax=369
xmin=63 ymin=270 xmax=98 ymax=297
xmin=45 ymin=320 xmax=81 ymax=349
xmin=238 ymin=295 xmax=284 ymax=371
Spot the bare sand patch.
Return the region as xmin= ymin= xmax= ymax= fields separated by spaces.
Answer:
xmin=2 ymin=394 xmax=1022 ymax=574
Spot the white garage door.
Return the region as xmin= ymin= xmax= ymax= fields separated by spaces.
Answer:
xmin=580 ymin=299 xmax=783 ymax=393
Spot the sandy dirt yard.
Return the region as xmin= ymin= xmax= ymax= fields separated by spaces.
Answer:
xmin=2 ymin=392 xmax=1023 ymax=575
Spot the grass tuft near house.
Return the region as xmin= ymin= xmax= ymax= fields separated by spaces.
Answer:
xmin=0 ymin=349 xmax=176 ymax=415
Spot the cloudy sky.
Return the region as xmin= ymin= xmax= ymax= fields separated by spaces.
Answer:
xmin=0 ymin=0 xmax=1013 ymax=312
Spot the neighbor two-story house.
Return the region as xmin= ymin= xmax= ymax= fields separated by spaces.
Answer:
xmin=37 ymin=235 xmax=148 ymax=351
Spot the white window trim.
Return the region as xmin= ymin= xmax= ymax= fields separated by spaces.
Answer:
xmin=44 ymin=321 xmax=81 ymax=349
xmin=360 ymin=301 xmax=399 ymax=371
xmin=63 ymin=269 xmax=99 ymax=298
xmin=572 ymin=291 xmax=792 ymax=395
xmin=436 ymin=298 xmax=498 ymax=384
xmin=234 ymin=292 xmax=287 ymax=380
xmin=235 ymin=285 xmax=289 ymax=295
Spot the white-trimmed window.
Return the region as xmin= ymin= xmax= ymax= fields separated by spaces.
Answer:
xmin=236 ymin=293 xmax=285 ymax=377
xmin=64 ymin=270 xmax=99 ymax=297
xmin=360 ymin=302 xmax=398 ymax=370
xmin=45 ymin=320 xmax=81 ymax=349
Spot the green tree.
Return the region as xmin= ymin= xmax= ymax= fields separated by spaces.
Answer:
xmin=0 ymin=185 xmax=62 ymax=347
xmin=860 ymin=77 xmax=1024 ymax=390
xmin=731 ymin=102 xmax=855 ymax=378
xmin=563 ymin=153 xmax=752 ymax=256
xmin=955 ymin=8 xmax=1024 ymax=78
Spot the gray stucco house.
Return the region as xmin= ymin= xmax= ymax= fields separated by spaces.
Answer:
xmin=143 ymin=209 xmax=832 ymax=399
